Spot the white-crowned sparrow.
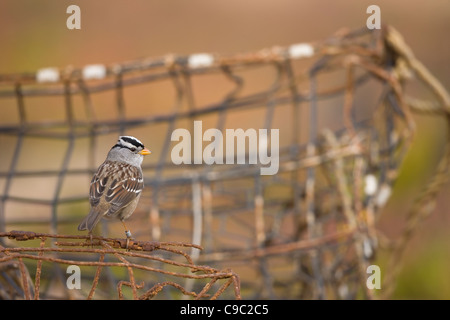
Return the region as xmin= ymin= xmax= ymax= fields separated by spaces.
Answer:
xmin=78 ymin=136 xmax=151 ymax=240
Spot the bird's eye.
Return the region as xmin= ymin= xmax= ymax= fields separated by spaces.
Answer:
xmin=130 ymin=147 xmax=137 ymax=152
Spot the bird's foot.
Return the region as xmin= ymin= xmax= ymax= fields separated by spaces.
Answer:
xmin=86 ymin=233 xmax=94 ymax=248
xmin=124 ymin=230 xmax=134 ymax=250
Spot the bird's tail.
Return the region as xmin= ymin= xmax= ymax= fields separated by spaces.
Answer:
xmin=77 ymin=209 xmax=104 ymax=232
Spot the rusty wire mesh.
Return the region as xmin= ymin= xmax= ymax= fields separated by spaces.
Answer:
xmin=0 ymin=25 xmax=449 ymax=299
xmin=0 ymin=230 xmax=240 ymax=299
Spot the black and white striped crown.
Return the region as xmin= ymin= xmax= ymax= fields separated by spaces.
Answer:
xmin=113 ymin=136 xmax=145 ymax=151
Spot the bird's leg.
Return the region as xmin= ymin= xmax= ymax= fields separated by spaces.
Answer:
xmin=121 ymin=220 xmax=132 ymax=238
xmin=121 ymin=220 xmax=133 ymax=250
xmin=88 ymin=231 xmax=94 ymax=248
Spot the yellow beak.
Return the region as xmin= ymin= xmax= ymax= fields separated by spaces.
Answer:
xmin=139 ymin=148 xmax=151 ymax=156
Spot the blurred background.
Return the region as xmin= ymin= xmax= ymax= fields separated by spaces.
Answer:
xmin=0 ymin=0 xmax=449 ymax=299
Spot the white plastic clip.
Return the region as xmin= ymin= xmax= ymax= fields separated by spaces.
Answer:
xmin=188 ymin=53 xmax=214 ymax=69
xmin=364 ymin=174 xmax=378 ymax=196
xmin=375 ymin=185 xmax=392 ymax=207
xmin=36 ymin=67 xmax=60 ymax=83
xmin=288 ymin=43 xmax=314 ymax=59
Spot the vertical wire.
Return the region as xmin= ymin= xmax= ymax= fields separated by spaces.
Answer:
xmin=179 ymin=68 xmax=204 ymax=254
xmin=77 ymin=79 xmax=97 ymax=174
xmin=255 ymin=61 xmax=284 ymax=298
xmin=150 ymin=66 xmax=185 ymax=243
xmin=284 ymin=57 xmax=304 ymax=240
xmin=200 ymin=65 xmax=243 ymax=253
xmin=190 ymin=175 xmax=203 ymax=260
xmin=181 ymin=68 xmax=204 ymax=296
xmin=115 ymin=71 xmax=126 ymax=136
xmin=181 ymin=68 xmax=196 ymax=137
xmin=43 ymin=79 xmax=78 ymax=299
xmin=0 ymin=83 xmax=26 ymax=240
xmin=307 ymin=67 xmax=325 ymax=299
xmin=51 ymin=80 xmax=75 ymax=234
xmin=201 ymin=66 xmax=232 ymax=252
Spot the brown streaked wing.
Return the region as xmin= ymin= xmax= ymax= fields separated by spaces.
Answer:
xmin=89 ymin=162 xmax=111 ymax=207
xmin=105 ymin=165 xmax=144 ymax=216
